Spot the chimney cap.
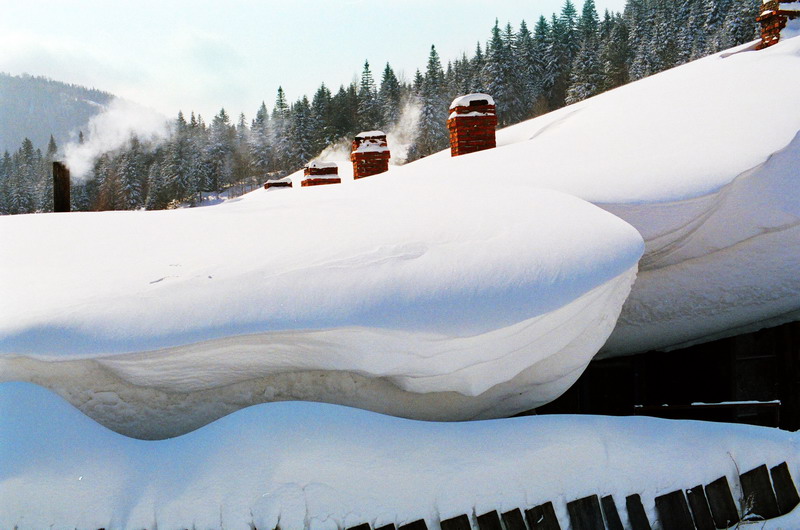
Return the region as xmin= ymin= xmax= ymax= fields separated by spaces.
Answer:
xmin=305 ymin=161 xmax=338 ymax=169
xmin=355 ymin=130 xmax=386 ymax=139
xmin=450 ymin=93 xmax=495 ymax=110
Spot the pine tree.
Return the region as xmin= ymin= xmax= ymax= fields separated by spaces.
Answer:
xmin=163 ymin=111 xmax=192 ymax=201
xmin=470 ymin=42 xmax=486 ymax=93
xmin=119 ymin=135 xmax=145 ymax=209
xmin=145 ymin=160 xmax=168 ymax=210
xmin=566 ymin=0 xmax=603 ymax=104
xmin=288 ymin=96 xmax=314 ymax=168
xmin=250 ymin=101 xmax=273 ymax=179
xmin=482 ymin=21 xmax=517 ymax=125
xmin=357 ymin=60 xmax=381 ymax=130
xmin=271 ymin=87 xmax=292 ymax=174
xmin=206 ymin=108 xmax=235 ymax=191
xmin=0 ymin=151 xmax=11 ymax=214
xmin=231 ymin=113 xmax=252 ymax=192
xmin=96 ymin=154 xmax=126 ymax=211
xmin=415 ymin=45 xmax=449 ymax=157
xmin=531 ymin=16 xmax=552 ymax=115
xmin=37 ymin=135 xmax=58 ymax=212
xmin=329 ymin=83 xmax=359 ymax=141
xmin=378 ymin=63 xmax=402 ymax=129
xmin=8 ymin=138 xmax=37 ymax=214
xmin=502 ymin=22 xmax=527 ymax=123
xmin=310 ymin=84 xmax=333 ymax=153
xmin=514 ymin=20 xmax=541 ymax=120
xmin=600 ymin=13 xmax=631 ymax=90
xmin=720 ymin=0 xmax=759 ymax=49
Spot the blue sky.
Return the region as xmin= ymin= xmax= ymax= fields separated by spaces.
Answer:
xmin=0 ymin=0 xmax=628 ymax=121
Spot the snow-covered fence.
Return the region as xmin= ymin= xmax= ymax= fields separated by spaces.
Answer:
xmin=447 ymin=94 xmax=497 ymax=157
xmin=52 ymin=161 xmax=70 ymax=212
xmin=351 ymin=131 xmax=390 ymax=179
xmin=340 ymin=462 xmax=799 ymax=530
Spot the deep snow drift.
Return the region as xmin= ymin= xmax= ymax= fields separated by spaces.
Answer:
xmin=399 ymin=36 xmax=800 ymax=355
xmin=3 ymin=382 xmax=800 ymax=530
xmin=0 ymin=167 xmax=642 ymax=437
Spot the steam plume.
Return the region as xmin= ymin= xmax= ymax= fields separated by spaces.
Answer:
xmin=63 ymin=98 xmax=170 ymax=180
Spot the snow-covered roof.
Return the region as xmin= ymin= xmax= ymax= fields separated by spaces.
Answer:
xmin=1 ymin=34 xmax=799 ymax=440
xmin=0 ymin=150 xmax=643 ymax=432
xmin=449 ymin=93 xmax=495 ymax=109
xmin=399 ymin=36 xmax=800 ymax=357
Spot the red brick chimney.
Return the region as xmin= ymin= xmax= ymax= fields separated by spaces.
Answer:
xmin=351 ymin=131 xmax=390 ymax=179
xmin=447 ymin=94 xmax=497 ymax=157
xmin=301 ymin=161 xmax=340 ymax=187
xmin=52 ymin=161 xmax=70 ymax=212
xmin=757 ymin=0 xmax=800 ymax=49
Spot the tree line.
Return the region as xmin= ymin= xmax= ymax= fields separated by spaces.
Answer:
xmin=0 ymin=0 xmax=759 ymax=215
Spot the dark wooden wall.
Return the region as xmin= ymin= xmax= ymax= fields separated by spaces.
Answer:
xmin=533 ymin=321 xmax=800 ymax=430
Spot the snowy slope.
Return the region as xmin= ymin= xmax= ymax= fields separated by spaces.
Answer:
xmin=399 ymin=36 xmax=800 ymax=354
xmin=1 ymin=162 xmax=642 ymax=436
xmin=3 ymin=382 xmax=800 ymax=530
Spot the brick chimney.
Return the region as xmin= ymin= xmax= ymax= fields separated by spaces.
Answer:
xmin=351 ymin=131 xmax=390 ymax=179
xmin=757 ymin=0 xmax=800 ymax=49
xmin=301 ymin=161 xmax=340 ymax=187
xmin=53 ymin=161 xmax=70 ymax=212
xmin=447 ymin=94 xmax=497 ymax=157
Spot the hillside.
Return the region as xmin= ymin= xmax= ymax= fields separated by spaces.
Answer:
xmin=0 ymin=73 xmax=114 ymax=152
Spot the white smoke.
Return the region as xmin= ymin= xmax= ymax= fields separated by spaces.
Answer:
xmin=310 ymin=96 xmax=422 ymax=167
xmin=312 ymin=138 xmax=354 ymax=164
xmin=63 ymin=98 xmax=170 ymax=180
xmin=385 ymin=97 xmax=421 ymax=165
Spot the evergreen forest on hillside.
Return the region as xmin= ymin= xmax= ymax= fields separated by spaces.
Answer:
xmin=0 ymin=0 xmax=760 ymax=215
xmin=0 ymin=73 xmax=113 ymax=154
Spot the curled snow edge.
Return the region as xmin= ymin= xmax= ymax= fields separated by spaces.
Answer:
xmin=1 ymin=266 xmax=638 ymax=439
xmin=0 ymin=176 xmax=643 ymax=438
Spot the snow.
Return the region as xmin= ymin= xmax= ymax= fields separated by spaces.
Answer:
xmin=266 ymin=175 xmax=293 ymax=183
xmin=1 ymin=31 xmax=800 ymax=530
xmin=0 ymin=160 xmax=642 ymax=436
xmin=355 ymin=130 xmax=386 ymax=138
xmin=448 ymin=110 xmax=492 ymax=120
xmin=353 ymin=140 xmax=390 ymax=153
xmin=3 ymin=382 xmax=800 ymax=530
xmin=449 ymin=93 xmax=495 ymax=109
xmin=784 ymin=18 xmax=800 ymax=39
xmin=401 ymin=36 xmax=800 ymax=356
xmin=305 ymin=160 xmax=337 ymax=169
